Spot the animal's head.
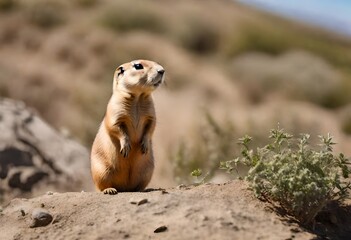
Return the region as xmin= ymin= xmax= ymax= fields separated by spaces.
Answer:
xmin=113 ymin=60 xmax=165 ymax=94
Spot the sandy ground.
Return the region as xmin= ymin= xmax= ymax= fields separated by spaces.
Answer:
xmin=2 ymin=180 xmax=350 ymax=240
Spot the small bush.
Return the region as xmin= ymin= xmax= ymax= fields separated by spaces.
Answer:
xmin=338 ymin=104 xmax=351 ymax=136
xmin=177 ymin=17 xmax=220 ymax=54
xmin=0 ymin=0 xmax=16 ymax=11
xmin=74 ymin=0 xmax=97 ymax=8
xmin=0 ymin=83 xmax=9 ymax=97
xmin=101 ymin=6 xmax=164 ymax=34
xmin=27 ymin=1 xmax=65 ymax=29
xmin=342 ymin=122 xmax=351 ymax=136
xmin=220 ymin=127 xmax=351 ymax=225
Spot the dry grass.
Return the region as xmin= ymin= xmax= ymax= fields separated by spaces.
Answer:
xmin=229 ymin=51 xmax=347 ymax=107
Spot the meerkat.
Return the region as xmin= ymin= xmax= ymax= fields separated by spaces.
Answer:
xmin=90 ymin=60 xmax=165 ymax=194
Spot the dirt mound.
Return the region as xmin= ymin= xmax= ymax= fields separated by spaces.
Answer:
xmin=1 ymin=180 xmax=350 ymax=240
xmin=0 ymin=98 xmax=93 ymax=204
xmin=0 ymin=181 xmax=303 ymax=240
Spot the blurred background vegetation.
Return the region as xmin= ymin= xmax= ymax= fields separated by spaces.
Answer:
xmin=1 ymin=0 xmax=351 ymax=187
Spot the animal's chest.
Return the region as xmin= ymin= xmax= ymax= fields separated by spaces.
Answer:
xmin=125 ymin=101 xmax=152 ymax=140
xmin=129 ymin=104 xmax=145 ymax=129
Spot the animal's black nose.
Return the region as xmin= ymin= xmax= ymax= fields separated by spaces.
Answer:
xmin=157 ymin=69 xmax=165 ymax=75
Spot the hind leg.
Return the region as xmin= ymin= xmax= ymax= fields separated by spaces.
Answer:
xmin=91 ymin=160 xmax=118 ymax=194
xmin=97 ymin=179 xmax=118 ymax=195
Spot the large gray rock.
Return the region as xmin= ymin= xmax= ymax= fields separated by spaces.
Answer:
xmin=0 ymin=98 xmax=93 ymax=204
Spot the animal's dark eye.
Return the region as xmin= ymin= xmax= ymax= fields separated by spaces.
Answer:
xmin=133 ymin=63 xmax=144 ymax=70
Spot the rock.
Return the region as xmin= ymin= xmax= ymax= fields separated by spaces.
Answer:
xmin=0 ymin=98 xmax=93 ymax=204
xmin=154 ymin=225 xmax=167 ymax=233
xmin=129 ymin=198 xmax=148 ymax=206
xmin=30 ymin=208 xmax=53 ymax=228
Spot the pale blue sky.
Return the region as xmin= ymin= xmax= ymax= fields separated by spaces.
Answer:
xmin=236 ymin=0 xmax=351 ymax=36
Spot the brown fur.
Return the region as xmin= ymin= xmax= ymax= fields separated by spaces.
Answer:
xmin=91 ymin=60 xmax=165 ymax=194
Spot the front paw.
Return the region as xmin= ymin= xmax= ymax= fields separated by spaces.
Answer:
xmin=141 ymin=138 xmax=149 ymax=154
xmin=120 ymin=141 xmax=131 ymax=158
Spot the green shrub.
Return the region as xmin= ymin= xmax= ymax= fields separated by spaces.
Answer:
xmin=190 ymin=168 xmax=209 ymax=185
xmin=220 ymin=127 xmax=351 ymax=225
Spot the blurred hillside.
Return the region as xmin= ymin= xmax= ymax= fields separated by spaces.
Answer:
xmin=1 ymin=0 xmax=351 ymax=187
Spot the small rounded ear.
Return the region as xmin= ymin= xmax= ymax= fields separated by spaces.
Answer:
xmin=117 ymin=66 xmax=124 ymax=77
xmin=114 ymin=66 xmax=124 ymax=85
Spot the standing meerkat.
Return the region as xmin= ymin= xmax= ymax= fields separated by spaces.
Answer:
xmin=91 ymin=60 xmax=165 ymax=194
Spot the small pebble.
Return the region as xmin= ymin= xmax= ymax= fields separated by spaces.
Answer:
xmin=177 ymin=184 xmax=186 ymax=190
xmin=154 ymin=225 xmax=167 ymax=233
xmin=129 ymin=198 xmax=148 ymax=206
xmin=221 ymin=221 xmax=234 ymax=227
xmin=30 ymin=208 xmax=53 ymax=228
xmin=153 ymin=210 xmax=166 ymax=215
xmin=290 ymin=228 xmax=300 ymax=233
